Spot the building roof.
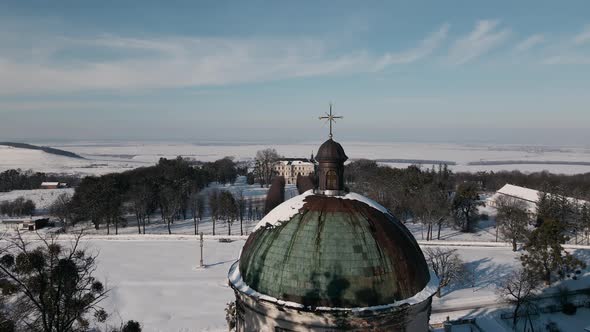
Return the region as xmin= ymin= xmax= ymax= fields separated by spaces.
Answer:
xmin=490 ymin=184 xmax=588 ymax=206
xmin=496 ymin=184 xmax=540 ymax=203
xmin=234 ymin=190 xmax=432 ymax=309
xmin=41 ymin=182 xmax=59 ymax=186
xmin=277 ymin=159 xmax=314 ymax=166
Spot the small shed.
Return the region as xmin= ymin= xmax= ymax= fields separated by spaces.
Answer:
xmin=21 ymin=218 xmax=49 ymax=231
xmin=40 ymin=182 xmax=68 ymax=189
xmin=41 ymin=182 xmax=60 ymax=189
xmin=0 ymin=219 xmax=24 ymax=231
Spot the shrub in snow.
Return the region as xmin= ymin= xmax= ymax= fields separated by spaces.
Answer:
xmin=225 ymin=301 xmax=236 ymax=331
xmin=120 ymin=320 xmax=142 ymax=332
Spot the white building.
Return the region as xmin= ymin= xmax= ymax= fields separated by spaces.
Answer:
xmin=274 ymin=158 xmax=315 ymax=184
xmin=488 ymin=184 xmax=588 ymax=214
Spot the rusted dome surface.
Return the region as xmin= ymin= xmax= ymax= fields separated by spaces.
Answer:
xmin=238 ymin=193 xmax=431 ymax=308
xmin=315 ymin=139 xmax=348 ymax=163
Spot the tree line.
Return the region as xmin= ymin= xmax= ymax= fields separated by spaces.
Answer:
xmin=0 ymin=169 xmax=80 ymax=192
xmin=54 ymin=156 xmax=247 ymax=235
xmin=456 ymin=170 xmax=590 ymax=201
xmin=0 ymin=197 xmax=36 ymax=217
xmin=344 ymin=160 xmax=482 ymax=239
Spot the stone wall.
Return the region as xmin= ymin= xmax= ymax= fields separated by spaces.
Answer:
xmin=234 ymin=291 xmax=433 ymax=332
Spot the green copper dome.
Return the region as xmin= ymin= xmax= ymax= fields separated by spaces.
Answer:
xmin=238 ymin=193 xmax=431 ymax=308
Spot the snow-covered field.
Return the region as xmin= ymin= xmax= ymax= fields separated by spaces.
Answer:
xmin=51 ymin=238 xmax=586 ymax=332
xmin=2 ymin=141 xmax=590 ymax=175
xmin=0 ymin=188 xmax=74 ymax=211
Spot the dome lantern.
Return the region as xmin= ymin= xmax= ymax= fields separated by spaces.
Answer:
xmin=316 ymin=103 xmax=347 ymax=196
xmin=316 ymin=139 xmax=347 ymax=195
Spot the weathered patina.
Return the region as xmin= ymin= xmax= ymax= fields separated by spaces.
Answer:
xmin=239 ymin=195 xmax=430 ymax=308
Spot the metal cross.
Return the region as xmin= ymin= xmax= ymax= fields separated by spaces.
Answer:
xmin=319 ymin=103 xmax=343 ymax=139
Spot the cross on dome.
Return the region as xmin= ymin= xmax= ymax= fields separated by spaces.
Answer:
xmin=318 ymin=103 xmax=343 ymax=139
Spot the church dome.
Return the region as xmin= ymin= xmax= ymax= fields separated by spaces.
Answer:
xmin=315 ymin=139 xmax=348 ymax=163
xmin=234 ymin=190 xmax=433 ymax=309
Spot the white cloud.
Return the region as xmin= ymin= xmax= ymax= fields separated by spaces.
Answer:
xmin=0 ymin=37 xmax=359 ymax=94
xmin=448 ymin=20 xmax=510 ymax=64
xmin=541 ymin=55 xmax=590 ymax=65
xmin=374 ymin=23 xmax=449 ymax=70
xmin=0 ymin=18 xmax=456 ymax=96
xmin=573 ymin=25 xmax=590 ymax=45
xmin=539 ymin=25 xmax=590 ymax=64
xmin=514 ymin=34 xmax=544 ymax=52
xmin=0 ymin=24 xmax=450 ymax=96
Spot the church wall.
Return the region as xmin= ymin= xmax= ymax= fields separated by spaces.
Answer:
xmin=234 ymin=291 xmax=433 ymax=332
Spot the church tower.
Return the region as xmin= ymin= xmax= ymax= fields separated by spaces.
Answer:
xmin=228 ymin=106 xmax=437 ymax=331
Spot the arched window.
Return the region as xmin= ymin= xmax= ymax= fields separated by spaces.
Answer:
xmin=326 ymin=170 xmax=338 ymax=189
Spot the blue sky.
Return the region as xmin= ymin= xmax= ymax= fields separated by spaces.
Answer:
xmin=0 ymin=1 xmax=589 ymax=144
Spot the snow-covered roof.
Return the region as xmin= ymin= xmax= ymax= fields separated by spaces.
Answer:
xmin=489 ymin=183 xmax=588 ymax=207
xmin=291 ymin=160 xmax=313 ymax=166
xmin=41 ymin=182 xmax=60 ymax=186
xmin=496 ymin=184 xmax=540 ymax=203
xmin=228 ymin=260 xmax=438 ymax=312
xmin=277 ymin=159 xmax=314 ymax=166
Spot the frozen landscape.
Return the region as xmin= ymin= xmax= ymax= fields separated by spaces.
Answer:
xmin=2 ymin=147 xmax=590 ymax=331
xmin=2 ymin=141 xmax=590 ymax=175
xmin=2 ymin=2 xmax=590 ymax=331
xmin=2 ymin=236 xmax=581 ymax=332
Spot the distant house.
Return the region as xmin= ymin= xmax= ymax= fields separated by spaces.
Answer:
xmin=0 ymin=219 xmax=23 ymax=231
xmin=0 ymin=218 xmax=49 ymax=231
xmin=22 ymin=218 xmax=49 ymax=231
xmin=274 ymin=158 xmax=316 ymax=185
xmin=40 ymin=182 xmax=68 ymax=189
xmin=488 ymin=184 xmax=588 ymax=214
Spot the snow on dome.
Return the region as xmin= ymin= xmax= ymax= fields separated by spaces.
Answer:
xmin=342 ymin=192 xmax=391 ymax=215
xmin=253 ymin=190 xmax=393 ymax=233
xmin=252 ymin=189 xmax=314 ymax=232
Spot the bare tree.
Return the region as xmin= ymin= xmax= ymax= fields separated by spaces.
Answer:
xmin=208 ymin=190 xmax=220 ymax=236
xmin=219 ymin=191 xmax=238 ymax=236
xmin=189 ymin=192 xmax=205 ymax=235
xmin=48 ymin=192 xmax=73 ymax=232
xmin=413 ymin=184 xmax=450 ymax=241
xmin=502 ymin=268 xmax=539 ymax=328
xmin=129 ymin=183 xmax=153 ymax=235
xmin=160 ymin=186 xmax=182 ymax=235
xmin=581 ymin=203 xmax=590 ymax=245
xmin=254 ymin=148 xmax=280 ymax=187
xmin=424 ymin=247 xmax=464 ymax=297
xmin=0 ymin=231 xmax=109 ymax=332
xmin=235 ymin=189 xmax=246 ymax=236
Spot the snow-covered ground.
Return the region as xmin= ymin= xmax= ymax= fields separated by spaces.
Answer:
xmin=0 ymin=188 xmax=74 ymax=211
xmin=35 ymin=238 xmax=583 ymax=332
xmin=2 ymin=141 xmax=590 ymax=175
